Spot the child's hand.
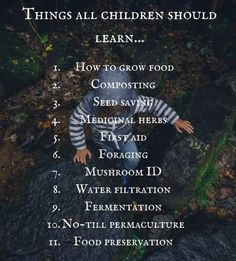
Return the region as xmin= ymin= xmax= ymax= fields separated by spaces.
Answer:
xmin=73 ymin=148 xmax=92 ymax=164
xmin=174 ymin=119 xmax=194 ymax=134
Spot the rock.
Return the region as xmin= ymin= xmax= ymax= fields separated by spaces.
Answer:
xmin=144 ymin=221 xmax=236 ymax=261
xmin=147 ymin=83 xmax=236 ymax=211
xmin=0 ymin=161 xmax=129 ymax=261
xmin=216 ymin=71 xmax=236 ymax=96
xmin=159 ymin=136 xmax=208 ymax=210
xmin=148 ymin=214 xmax=177 ymax=239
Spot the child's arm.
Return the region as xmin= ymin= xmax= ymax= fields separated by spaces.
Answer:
xmin=134 ymin=95 xmax=194 ymax=134
xmin=69 ymin=102 xmax=92 ymax=164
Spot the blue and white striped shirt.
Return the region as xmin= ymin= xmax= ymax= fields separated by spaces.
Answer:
xmin=69 ymin=92 xmax=179 ymax=150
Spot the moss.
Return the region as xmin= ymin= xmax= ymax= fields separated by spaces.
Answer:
xmin=125 ymin=237 xmax=145 ymax=261
xmin=112 ymin=234 xmax=145 ymax=261
xmin=194 ymin=111 xmax=236 ymax=207
xmin=0 ymin=27 xmax=42 ymax=98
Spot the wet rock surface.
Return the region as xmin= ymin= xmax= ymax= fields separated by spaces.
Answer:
xmin=0 ymin=161 xmax=127 ymax=261
xmin=148 ymin=214 xmax=177 ymax=240
xmin=145 ymin=221 xmax=236 ymax=261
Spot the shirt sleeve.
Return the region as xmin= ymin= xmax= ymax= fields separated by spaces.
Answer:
xmin=133 ymin=95 xmax=180 ymax=125
xmin=69 ymin=102 xmax=89 ymax=150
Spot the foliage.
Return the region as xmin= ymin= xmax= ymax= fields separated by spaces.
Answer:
xmin=0 ymin=28 xmax=42 ymax=97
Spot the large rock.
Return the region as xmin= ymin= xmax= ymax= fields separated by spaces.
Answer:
xmin=157 ymin=135 xmax=208 ymax=210
xmin=216 ymin=71 xmax=236 ymax=96
xmin=0 ymin=161 xmax=128 ymax=261
xmin=148 ymin=214 xmax=177 ymax=240
xmin=147 ymin=82 xmax=236 ymax=210
xmin=145 ymin=221 xmax=236 ymax=261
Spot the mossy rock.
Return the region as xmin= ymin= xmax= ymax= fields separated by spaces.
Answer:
xmin=194 ymin=111 xmax=236 ymax=207
xmin=0 ymin=28 xmax=42 ymax=98
xmin=148 ymin=81 xmax=236 ymax=211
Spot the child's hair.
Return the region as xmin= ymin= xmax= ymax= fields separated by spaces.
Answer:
xmin=97 ymin=105 xmax=130 ymax=117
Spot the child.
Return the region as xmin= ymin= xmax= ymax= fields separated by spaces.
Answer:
xmin=69 ymin=69 xmax=194 ymax=186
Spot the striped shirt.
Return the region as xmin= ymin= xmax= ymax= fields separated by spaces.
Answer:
xmin=69 ymin=93 xmax=179 ymax=151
